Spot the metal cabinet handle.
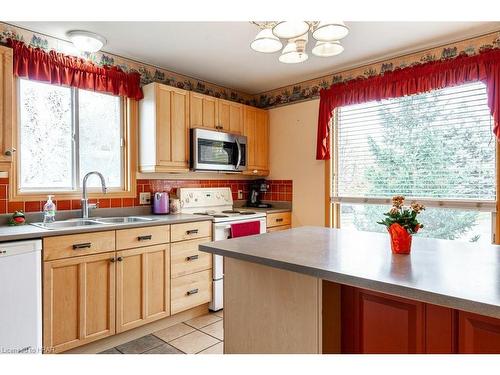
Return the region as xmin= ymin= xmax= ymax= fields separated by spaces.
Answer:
xmin=138 ymin=235 xmax=152 ymax=241
xmin=116 ymin=256 xmax=123 ymax=262
xmin=186 ymin=254 xmax=199 ymax=261
xmin=73 ymin=242 xmax=92 ymax=250
xmin=110 ymin=257 xmax=116 ymax=263
xmin=186 ymin=229 xmax=199 ymax=235
xmin=186 ymin=288 xmax=199 ymax=296
xmin=276 ymin=218 xmax=284 ymax=223
xmin=4 ymin=148 xmax=16 ymax=156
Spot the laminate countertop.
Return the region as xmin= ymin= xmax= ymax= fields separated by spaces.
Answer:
xmin=200 ymin=226 xmax=500 ymax=319
xmin=0 ymin=214 xmax=210 ymax=242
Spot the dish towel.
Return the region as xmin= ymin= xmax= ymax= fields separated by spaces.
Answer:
xmin=230 ymin=221 xmax=261 ymax=238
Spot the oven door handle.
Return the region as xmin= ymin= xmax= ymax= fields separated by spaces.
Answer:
xmin=235 ymin=138 xmax=242 ymax=170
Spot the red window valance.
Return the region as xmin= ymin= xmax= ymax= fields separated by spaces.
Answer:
xmin=316 ymin=48 xmax=500 ymax=160
xmin=7 ymin=39 xmax=143 ymax=100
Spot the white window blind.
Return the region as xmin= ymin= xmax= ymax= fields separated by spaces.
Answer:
xmin=334 ymin=81 xmax=496 ymax=210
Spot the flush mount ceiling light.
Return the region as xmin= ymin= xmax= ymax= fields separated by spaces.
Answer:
xmin=250 ymin=21 xmax=348 ymax=64
xmin=66 ymin=30 xmax=106 ymax=53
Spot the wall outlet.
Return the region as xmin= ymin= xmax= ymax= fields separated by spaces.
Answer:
xmin=237 ymin=190 xmax=243 ymax=200
xmin=139 ymin=192 xmax=151 ymax=205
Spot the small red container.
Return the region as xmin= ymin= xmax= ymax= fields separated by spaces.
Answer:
xmin=388 ymin=223 xmax=412 ymax=254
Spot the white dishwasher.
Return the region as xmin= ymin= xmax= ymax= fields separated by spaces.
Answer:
xmin=0 ymin=239 xmax=42 ymax=354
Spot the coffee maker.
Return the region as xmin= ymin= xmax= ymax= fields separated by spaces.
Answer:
xmin=247 ymin=179 xmax=272 ymax=208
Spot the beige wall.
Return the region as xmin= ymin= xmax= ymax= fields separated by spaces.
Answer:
xmin=268 ymin=99 xmax=325 ymax=227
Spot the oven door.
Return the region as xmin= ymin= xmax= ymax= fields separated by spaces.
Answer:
xmin=191 ymin=128 xmax=247 ymax=172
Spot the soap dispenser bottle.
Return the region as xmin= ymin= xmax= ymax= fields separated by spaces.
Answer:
xmin=43 ymin=195 xmax=56 ymax=223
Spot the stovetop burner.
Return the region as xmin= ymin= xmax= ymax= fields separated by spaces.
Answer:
xmin=221 ymin=210 xmax=257 ymax=215
xmin=194 ymin=212 xmax=229 ymax=218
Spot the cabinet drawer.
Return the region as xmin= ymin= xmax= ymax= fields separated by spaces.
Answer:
xmin=171 ymin=270 xmax=212 ymax=314
xmin=171 ymin=221 xmax=212 ymax=242
xmin=267 ymin=224 xmax=291 ymax=233
xmin=171 ymin=238 xmax=212 ymax=278
xmin=43 ymin=231 xmax=115 ymax=261
xmin=116 ymin=225 xmax=170 ymax=250
xmin=266 ymin=212 xmax=291 ymax=228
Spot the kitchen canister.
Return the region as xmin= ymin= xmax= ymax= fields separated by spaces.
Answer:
xmin=169 ymin=197 xmax=181 ymax=214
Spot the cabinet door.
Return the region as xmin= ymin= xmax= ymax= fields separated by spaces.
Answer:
xmin=343 ymin=288 xmax=425 ymax=353
xmin=243 ymin=106 xmax=269 ymax=176
xmin=190 ymin=92 xmax=218 ymax=130
xmin=43 ymin=252 xmax=116 ymax=353
xmin=458 ymin=311 xmax=500 ymax=353
xmin=243 ymin=106 xmax=257 ymax=170
xmin=218 ymin=99 xmax=243 ymax=134
xmin=116 ymin=244 xmax=170 ymax=333
xmin=0 ymin=45 xmax=14 ymax=163
xmin=156 ymin=85 xmax=190 ymax=170
xmin=254 ymin=109 xmax=269 ymax=172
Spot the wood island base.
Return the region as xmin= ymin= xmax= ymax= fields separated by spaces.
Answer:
xmin=223 ymin=258 xmax=500 ymax=354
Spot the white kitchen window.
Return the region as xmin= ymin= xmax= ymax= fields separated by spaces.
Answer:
xmin=17 ymin=79 xmax=125 ymax=192
xmin=332 ymin=81 xmax=497 ymax=244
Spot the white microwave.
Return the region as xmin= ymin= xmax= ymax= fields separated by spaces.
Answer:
xmin=190 ymin=128 xmax=247 ymax=172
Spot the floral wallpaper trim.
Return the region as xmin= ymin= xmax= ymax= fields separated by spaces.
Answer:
xmin=2 ymin=23 xmax=499 ymax=110
xmin=254 ymin=31 xmax=500 ymax=109
xmin=0 ymin=22 xmax=257 ymax=106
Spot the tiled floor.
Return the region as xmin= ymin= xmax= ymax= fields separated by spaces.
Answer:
xmin=99 ymin=310 xmax=224 ymax=354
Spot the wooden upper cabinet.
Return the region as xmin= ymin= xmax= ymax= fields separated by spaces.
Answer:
xmin=43 ymin=252 xmax=116 ymax=353
xmin=139 ymin=83 xmax=190 ymax=173
xmin=218 ymin=99 xmax=243 ymax=134
xmin=189 ymin=92 xmax=218 ymax=130
xmin=243 ymin=105 xmax=269 ymax=176
xmin=0 ymin=45 xmax=14 ymax=164
xmin=115 ymin=244 xmax=171 ymax=333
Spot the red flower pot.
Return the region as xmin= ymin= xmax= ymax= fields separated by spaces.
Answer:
xmin=388 ymin=223 xmax=412 ymax=254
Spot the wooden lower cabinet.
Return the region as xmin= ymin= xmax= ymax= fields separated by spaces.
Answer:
xmin=342 ymin=286 xmax=425 ymax=353
xmin=43 ymin=252 xmax=116 ymax=353
xmin=339 ymin=285 xmax=500 ymax=354
xmin=115 ymin=244 xmax=171 ymax=333
xmin=458 ymin=311 xmax=500 ymax=353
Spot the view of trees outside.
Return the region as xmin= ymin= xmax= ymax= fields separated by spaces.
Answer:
xmin=19 ymin=80 xmax=73 ymax=189
xmin=19 ymin=80 xmax=123 ymax=191
xmin=337 ymin=82 xmax=495 ymax=243
xmin=79 ymin=90 xmax=122 ymax=188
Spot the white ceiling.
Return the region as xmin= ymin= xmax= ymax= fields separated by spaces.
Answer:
xmin=11 ymin=21 xmax=500 ymax=94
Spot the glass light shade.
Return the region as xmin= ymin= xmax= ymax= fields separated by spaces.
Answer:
xmin=279 ymin=41 xmax=308 ymax=64
xmin=312 ymin=41 xmax=344 ymax=57
xmin=67 ymin=30 xmax=106 ymax=53
xmin=312 ymin=21 xmax=349 ymax=41
xmin=272 ymin=21 xmax=310 ymax=39
xmin=250 ymin=28 xmax=283 ymax=53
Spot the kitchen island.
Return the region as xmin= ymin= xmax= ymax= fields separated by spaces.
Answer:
xmin=200 ymin=227 xmax=500 ymax=354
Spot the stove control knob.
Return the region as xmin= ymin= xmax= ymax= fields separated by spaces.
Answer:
xmin=185 ymin=198 xmax=190 ymax=203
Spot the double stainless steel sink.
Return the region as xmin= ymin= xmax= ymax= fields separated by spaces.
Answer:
xmin=31 ymin=216 xmax=157 ymax=230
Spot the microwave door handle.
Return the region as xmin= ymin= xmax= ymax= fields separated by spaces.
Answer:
xmin=235 ymin=138 xmax=242 ymax=170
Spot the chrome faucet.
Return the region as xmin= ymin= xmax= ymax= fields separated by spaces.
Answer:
xmin=81 ymin=171 xmax=107 ymax=218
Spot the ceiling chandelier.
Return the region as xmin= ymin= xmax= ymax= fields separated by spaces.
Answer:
xmin=250 ymin=21 xmax=348 ymax=63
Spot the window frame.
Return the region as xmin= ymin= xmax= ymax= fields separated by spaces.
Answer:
xmin=9 ymin=78 xmax=137 ymax=202
xmin=326 ymin=85 xmax=500 ymax=244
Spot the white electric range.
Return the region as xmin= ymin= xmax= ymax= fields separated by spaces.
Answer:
xmin=179 ymin=187 xmax=266 ymax=311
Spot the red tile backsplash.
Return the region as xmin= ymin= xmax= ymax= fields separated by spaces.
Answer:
xmin=0 ymin=178 xmax=292 ymax=214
